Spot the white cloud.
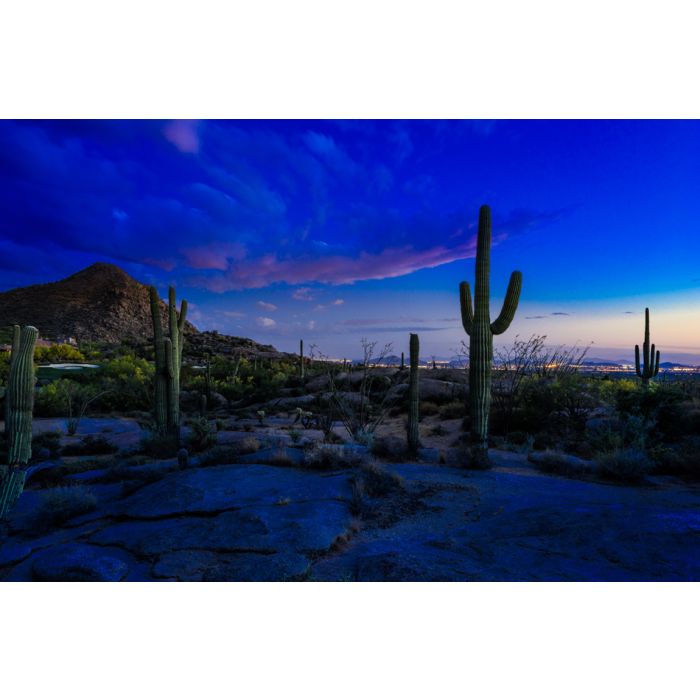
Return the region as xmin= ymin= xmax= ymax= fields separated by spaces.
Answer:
xmin=256 ymin=316 xmax=277 ymax=328
xmin=292 ymin=287 xmax=314 ymax=301
xmin=257 ymin=300 xmax=278 ymax=312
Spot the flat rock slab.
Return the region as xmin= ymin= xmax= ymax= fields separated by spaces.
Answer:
xmin=91 ymin=500 xmax=349 ymax=556
xmin=312 ymin=459 xmax=700 ymax=581
xmin=30 ymin=543 xmax=130 ymax=581
xmin=115 ymin=464 xmax=352 ymax=519
xmin=152 ymin=549 xmax=310 ymax=581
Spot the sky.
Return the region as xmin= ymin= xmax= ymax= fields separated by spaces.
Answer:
xmin=1 ymin=119 xmax=699 ymax=362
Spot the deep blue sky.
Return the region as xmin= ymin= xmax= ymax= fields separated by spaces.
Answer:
xmin=1 ymin=120 xmax=699 ymax=360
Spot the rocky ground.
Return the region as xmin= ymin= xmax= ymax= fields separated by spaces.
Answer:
xmin=2 ymin=417 xmax=700 ymax=581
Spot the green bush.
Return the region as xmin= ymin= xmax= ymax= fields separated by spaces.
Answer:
xmin=596 ymin=448 xmax=653 ymax=483
xmin=187 ymin=417 xmax=217 ymax=452
xmin=31 ymin=486 xmax=97 ymax=531
xmin=35 ymin=344 xmax=86 ymax=364
xmin=32 ymin=431 xmax=63 ymax=458
xmin=61 ymin=435 xmax=118 ymax=457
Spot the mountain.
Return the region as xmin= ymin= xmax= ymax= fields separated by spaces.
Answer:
xmin=0 ymin=263 xmax=281 ymax=358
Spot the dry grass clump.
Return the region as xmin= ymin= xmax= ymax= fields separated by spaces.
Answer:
xmin=304 ymin=445 xmax=370 ymax=471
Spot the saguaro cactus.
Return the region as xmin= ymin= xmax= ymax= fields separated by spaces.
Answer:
xmin=1 ymin=324 xmax=38 ymax=518
xmin=401 ymin=351 xmax=405 ymax=370
xmin=635 ymin=307 xmax=660 ymax=386
xmin=299 ymin=339 xmax=305 ymax=380
xmin=460 ymin=205 xmax=522 ymax=466
xmin=407 ymin=333 xmax=420 ymax=452
xmin=149 ymin=286 xmax=188 ymax=440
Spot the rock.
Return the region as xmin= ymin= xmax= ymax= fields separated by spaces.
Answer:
xmin=152 ymin=550 xmax=310 ymax=582
xmin=113 ymin=463 xmax=352 ymax=519
xmin=31 ymin=544 xmax=129 ymax=581
xmin=236 ymin=447 xmax=305 ymax=467
xmin=0 ymin=542 xmax=32 ymax=568
xmin=418 ymin=447 xmax=441 ymax=463
xmin=90 ymin=500 xmax=350 ymax=557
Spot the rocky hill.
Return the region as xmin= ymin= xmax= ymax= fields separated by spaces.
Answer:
xmin=0 ymin=262 xmax=282 ymax=358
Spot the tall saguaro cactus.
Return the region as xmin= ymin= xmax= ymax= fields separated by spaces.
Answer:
xmin=149 ymin=286 xmax=188 ymax=440
xmin=407 ymin=333 xmax=420 ymax=452
xmin=635 ymin=307 xmax=660 ymax=386
xmin=1 ymin=324 xmax=38 ymax=519
xmin=460 ymin=205 xmax=522 ymax=465
xmin=299 ymin=339 xmax=305 ymax=380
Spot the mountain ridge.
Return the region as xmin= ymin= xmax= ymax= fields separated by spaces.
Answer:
xmin=0 ymin=262 xmax=281 ymax=358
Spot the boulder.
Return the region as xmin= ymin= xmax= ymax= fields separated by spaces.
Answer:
xmin=31 ymin=544 xmax=129 ymax=581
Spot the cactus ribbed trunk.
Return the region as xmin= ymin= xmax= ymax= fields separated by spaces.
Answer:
xmin=400 ymin=351 xmax=405 ymax=371
xmin=7 ymin=325 xmax=38 ymax=465
xmin=635 ymin=307 xmax=660 ymax=387
xmin=1 ymin=325 xmax=38 ymax=519
xmin=299 ymin=339 xmax=305 ymax=381
xmin=150 ymin=286 xmax=188 ymax=441
xmin=460 ymin=206 xmax=522 ymax=467
xmin=407 ymin=333 xmax=420 ymax=452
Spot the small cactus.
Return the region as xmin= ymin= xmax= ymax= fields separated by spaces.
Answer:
xmin=400 ymin=351 xmax=405 ymax=370
xmin=635 ymin=307 xmax=660 ymax=386
xmin=407 ymin=333 xmax=420 ymax=452
xmin=460 ymin=205 xmax=522 ymax=466
xmin=177 ymin=447 xmax=189 ymax=469
xmin=299 ymin=339 xmax=305 ymax=380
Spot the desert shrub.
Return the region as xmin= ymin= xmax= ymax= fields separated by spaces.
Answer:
xmin=187 ymin=417 xmax=217 ymax=452
xmin=288 ymin=428 xmax=303 ymax=445
xmin=596 ymin=448 xmax=653 ymax=483
xmin=528 ymin=450 xmax=588 ymax=476
xmin=439 ymin=400 xmax=465 ymax=420
xmin=371 ymin=435 xmax=411 ymax=462
xmin=199 ymin=437 xmax=262 ymax=466
xmin=32 ymin=486 xmax=97 ymax=530
xmin=304 ymin=445 xmax=370 ymax=471
xmin=358 ymin=462 xmax=404 ymax=497
xmin=34 ymin=344 xmax=86 ymax=364
xmin=32 ymin=431 xmax=63 ymax=458
xmin=650 ymin=439 xmax=700 ymax=479
xmin=140 ymin=430 xmax=179 ymax=459
xmin=420 ymin=401 xmax=440 ymax=416
xmin=267 ymin=449 xmax=294 ymax=467
xmin=61 ymin=435 xmax=118 ymax=456
xmin=585 ymin=414 xmax=648 ymax=453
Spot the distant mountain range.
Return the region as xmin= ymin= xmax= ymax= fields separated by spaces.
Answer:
xmin=0 ymin=263 xmax=282 ymax=359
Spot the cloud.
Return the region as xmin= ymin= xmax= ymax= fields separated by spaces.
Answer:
xmin=163 ymin=120 xmax=200 ymax=154
xmin=551 ymin=312 xmax=571 ymax=316
xmin=526 ymin=315 xmax=547 ymax=319
xmin=292 ymin=287 xmax=315 ymax=301
xmin=302 ymin=131 xmax=359 ymax=179
xmin=256 ymin=316 xmax=276 ymax=328
xmin=314 ymin=298 xmax=345 ymax=311
xmin=257 ymin=301 xmax=278 ymax=312
xmin=192 ymin=237 xmax=482 ymax=292
xmin=182 ymin=241 xmax=247 ymax=271
xmin=223 ymin=311 xmax=246 ymax=318
xmin=623 ymin=311 xmax=635 ymax=314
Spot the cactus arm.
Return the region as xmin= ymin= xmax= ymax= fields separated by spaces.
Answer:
xmin=654 ymin=349 xmax=660 ymax=376
xmin=460 ymin=282 xmax=474 ymax=335
xmin=490 ymin=271 xmax=523 ymax=335
xmin=634 ymin=344 xmax=642 ymax=377
xmin=178 ymin=299 xmax=188 ymax=332
xmin=164 ymin=338 xmax=174 ymax=379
